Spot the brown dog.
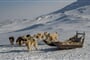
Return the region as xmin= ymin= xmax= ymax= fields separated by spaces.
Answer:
xmin=9 ymin=36 xmax=14 ymax=45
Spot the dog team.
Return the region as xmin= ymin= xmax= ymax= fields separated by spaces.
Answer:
xmin=9 ymin=32 xmax=58 ymax=51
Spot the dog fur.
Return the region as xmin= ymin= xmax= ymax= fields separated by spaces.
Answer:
xmin=9 ymin=36 xmax=14 ymax=45
xmin=33 ymin=32 xmax=58 ymax=45
xmin=24 ymin=35 xmax=38 ymax=51
xmin=16 ymin=36 xmax=26 ymax=46
xmin=47 ymin=32 xmax=58 ymax=42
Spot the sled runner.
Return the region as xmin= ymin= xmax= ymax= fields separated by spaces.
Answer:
xmin=43 ymin=40 xmax=56 ymax=46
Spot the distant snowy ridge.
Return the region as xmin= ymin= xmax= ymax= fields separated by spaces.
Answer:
xmin=51 ymin=0 xmax=90 ymax=14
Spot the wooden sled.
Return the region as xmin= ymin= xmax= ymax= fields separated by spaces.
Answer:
xmin=43 ymin=31 xmax=85 ymax=49
xmin=53 ymin=32 xmax=85 ymax=49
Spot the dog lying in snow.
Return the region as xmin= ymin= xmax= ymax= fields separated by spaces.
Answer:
xmin=9 ymin=36 xmax=14 ymax=45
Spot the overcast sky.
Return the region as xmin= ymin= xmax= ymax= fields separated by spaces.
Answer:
xmin=0 ymin=0 xmax=76 ymax=21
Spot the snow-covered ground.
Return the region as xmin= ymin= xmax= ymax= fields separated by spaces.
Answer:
xmin=0 ymin=44 xmax=90 ymax=60
xmin=0 ymin=0 xmax=90 ymax=60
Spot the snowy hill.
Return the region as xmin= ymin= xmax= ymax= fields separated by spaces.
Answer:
xmin=51 ymin=0 xmax=90 ymax=13
xmin=13 ymin=5 xmax=90 ymax=33
xmin=0 ymin=0 xmax=90 ymax=33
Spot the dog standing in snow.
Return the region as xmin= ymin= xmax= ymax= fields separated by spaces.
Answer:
xmin=24 ymin=35 xmax=38 ymax=51
xmin=16 ymin=36 xmax=25 ymax=46
xmin=33 ymin=32 xmax=59 ymax=46
xmin=47 ymin=32 xmax=58 ymax=42
xmin=9 ymin=36 xmax=14 ymax=45
xmin=34 ymin=32 xmax=58 ymax=42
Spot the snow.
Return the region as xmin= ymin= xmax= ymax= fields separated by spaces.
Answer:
xmin=0 ymin=43 xmax=90 ymax=60
xmin=0 ymin=0 xmax=90 ymax=60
